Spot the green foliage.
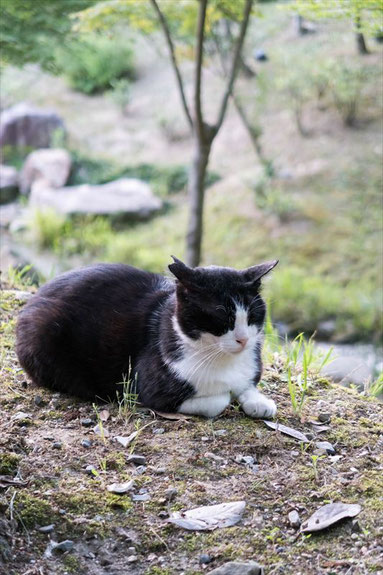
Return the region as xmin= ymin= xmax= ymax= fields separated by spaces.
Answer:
xmin=55 ymin=31 xmax=135 ymax=94
xmin=108 ymin=78 xmax=131 ymax=112
xmin=290 ymin=0 xmax=383 ymax=37
xmin=0 ymin=0 xmax=93 ymax=70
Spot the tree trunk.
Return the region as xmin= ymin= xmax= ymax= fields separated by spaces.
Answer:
xmin=355 ymin=15 xmax=369 ymax=54
xmin=186 ymin=137 xmax=211 ymax=267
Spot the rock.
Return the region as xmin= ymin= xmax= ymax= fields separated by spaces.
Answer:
xmin=52 ymin=442 xmax=62 ymax=450
xmin=80 ymin=418 xmax=94 ymax=428
xmin=322 ymin=356 xmax=371 ymax=388
xmin=288 ymin=510 xmax=301 ymax=529
xmin=52 ymin=540 xmax=74 ymax=553
xmin=152 ymin=427 xmax=165 ymax=435
xmin=214 ymin=429 xmax=227 ymax=436
xmin=254 ymin=49 xmax=268 ymax=62
xmin=165 ymin=487 xmax=178 ymax=502
xmin=208 ymin=561 xmax=264 ymax=574
xmin=81 ymin=439 xmax=93 ymax=449
xmin=38 ymin=524 xmax=55 ymax=533
xmin=0 ymin=103 xmax=65 ymax=150
xmin=0 ymin=202 xmax=24 ymax=228
xmin=0 ymin=165 xmax=19 ymax=204
xmin=85 ymin=465 xmax=97 ymax=476
xmin=315 ymin=441 xmax=336 ymax=455
xmin=318 ymin=413 xmax=331 ymax=423
xmin=34 ymin=395 xmax=45 ymax=407
xmin=20 ymin=148 xmax=71 ymax=195
xmin=126 ymin=454 xmax=146 ymax=466
xmin=29 ymin=178 xmax=162 ymax=221
xmin=199 ymin=554 xmax=212 ymax=564
xmin=132 ymin=493 xmax=151 ymax=502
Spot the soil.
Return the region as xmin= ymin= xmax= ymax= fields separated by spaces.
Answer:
xmin=1 ymin=289 xmax=382 ymax=575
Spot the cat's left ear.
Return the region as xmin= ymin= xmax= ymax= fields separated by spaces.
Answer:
xmin=242 ymin=259 xmax=279 ymax=286
xmin=168 ymin=256 xmax=198 ymax=290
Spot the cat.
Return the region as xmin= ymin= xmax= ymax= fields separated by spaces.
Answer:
xmin=16 ymin=256 xmax=278 ymax=419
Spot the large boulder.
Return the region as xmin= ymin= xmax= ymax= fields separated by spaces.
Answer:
xmin=20 ymin=148 xmax=72 ymax=195
xmin=0 ymin=165 xmax=19 ymax=204
xmin=29 ymin=178 xmax=162 ymax=221
xmin=0 ymin=103 xmax=66 ymax=149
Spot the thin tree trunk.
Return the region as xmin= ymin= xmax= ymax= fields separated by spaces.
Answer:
xmin=355 ymin=14 xmax=369 ymax=54
xmin=186 ymin=138 xmax=211 ymax=267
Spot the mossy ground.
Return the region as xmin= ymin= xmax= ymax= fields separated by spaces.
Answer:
xmin=1 ymin=290 xmax=382 ymax=575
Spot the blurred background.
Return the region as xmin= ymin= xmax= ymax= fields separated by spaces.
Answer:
xmin=0 ymin=0 xmax=382 ymax=386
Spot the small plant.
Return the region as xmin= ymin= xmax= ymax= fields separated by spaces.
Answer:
xmin=310 ymin=454 xmax=325 ymax=482
xmin=329 ymin=60 xmax=371 ymax=127
xmin=116 ymin=363 xmax=139 ymax=421
xmin=92 ymin=403 xmax=107 ymax=445
xmin=109 ymin=78 xmax=131 ymax=114
xmin=366 ymin=373 xmax=383 ymax=397
xmin=5 ymin=264 xmax=36 ymax=289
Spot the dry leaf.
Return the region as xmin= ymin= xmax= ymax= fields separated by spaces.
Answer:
xmin=154 ymin=411 xmax=192 ymax=421
xmin=99 ymin=409 xmax=110 ymax=422
xmin=262 ymin=420 xmax=309 ymax=443
xmin=115 ymin=432 xmax=138 ymax=448
xmin=168 ymin=501 xmax=246 ymax=531
xmin=301 ymin=502 xmax=361 ymax=533
xmin=107 ymin=480 xmax=135 ymax=494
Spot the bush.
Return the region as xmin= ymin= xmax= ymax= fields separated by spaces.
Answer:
xmin=55 ymin=32 xmax=135 ymax=94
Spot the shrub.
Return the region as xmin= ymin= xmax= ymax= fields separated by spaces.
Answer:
xmin=55 ymin=32 xmax=135 ymax=94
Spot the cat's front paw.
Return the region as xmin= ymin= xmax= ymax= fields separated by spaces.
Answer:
xmin=242 ymin=393 xmax=277 ymax=419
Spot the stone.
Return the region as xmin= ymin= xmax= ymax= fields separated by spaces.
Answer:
xmin=317 ymin=320 xmax=336 ymax=339
xmin=38 ymin=524 xmax=55 ymax=533
xmin=29 ymin=178 xmax=162 ymax=221
xmin=52 ymin=442 xmax=62 ymax=450
xmin=81 ymin=439 xmax=93 ymax=449
xmin=208 ymin=561 xmax=264 ymax=575
xmin=254 ymin=49 xmax=268 ymax=61
xmin=199 ymin=554 xmax=212 ymax=564
xmin=165 ymin=487 xmax=178 ymax=502
xmin=80 ymin=418 xmax=94 ymax=428
xmin=126 ymin=454 xmax=146 ymax=466
xmin=85 ymin=465 xmax=97 ymax=476
xmin=0 ymin=103 xmax=65 ymax=150
xmin=20 ymin=148 xmax=71 ymax=195
xmin=318 ymin=413 xmax=331 ymax=423
xmin=0 ymin=165 xmax=19 ymax=204
xmin=288 ymin=510 xmax=301 ymax=529
xmin=315 ymin=441 xmax=336 ymax=455
xmin=52 ymin=540 xmax=74 ymax=553
xmin=34 ymin=395 xmax=45 ymax=407
xmin=322 ymin=356 xmax=371 ymax=388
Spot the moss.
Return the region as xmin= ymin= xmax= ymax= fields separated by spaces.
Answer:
xmin=15 ymin=493 xmax=57 ymax=528
xmin=62 ymin=554 xmax=81 ymax=573
xmin=105 ymin=451 xmax=126 ymax=471
xmin=54 ymin=489 xmax=133 ymax=516
xmin=0 ymin=452 xmax=20 ymax=475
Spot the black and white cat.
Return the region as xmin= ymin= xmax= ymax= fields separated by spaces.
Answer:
xmin=16 ymin=257 xmax=278 ymax=419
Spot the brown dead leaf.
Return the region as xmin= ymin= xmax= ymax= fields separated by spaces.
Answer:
xmin=154 ymin=411 xmax=193 ymax=421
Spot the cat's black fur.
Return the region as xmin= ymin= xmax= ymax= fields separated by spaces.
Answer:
xmin=16 ymin=258 xmax=277 ymax=412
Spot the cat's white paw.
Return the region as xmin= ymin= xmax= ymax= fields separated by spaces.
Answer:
xmin=241 ymin=393 xmax=277 ymax=419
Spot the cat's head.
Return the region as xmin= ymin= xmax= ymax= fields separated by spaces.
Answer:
xmin=168 ymin=256 xmax=278 ymax=354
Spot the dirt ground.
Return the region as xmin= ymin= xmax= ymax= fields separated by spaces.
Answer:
xmin=0 ymin=289 xmax=382 ymax=575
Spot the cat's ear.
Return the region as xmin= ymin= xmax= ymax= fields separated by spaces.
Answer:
xmin=168 ymin=256 xmax=198 ymax=289
xmin=242 ymin=259 xmax=278 ymax=286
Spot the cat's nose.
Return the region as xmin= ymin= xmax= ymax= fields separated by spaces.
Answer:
xmin=236 ymin=336 xmax=249 ymax=349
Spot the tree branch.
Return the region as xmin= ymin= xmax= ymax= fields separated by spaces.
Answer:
xmin=214 ymin=0 xmax=253 ymax=133
xmin=150 ymin=0 xmax=193 ymax=129
xmin=194 ymin=0 xmax=208 ymax=141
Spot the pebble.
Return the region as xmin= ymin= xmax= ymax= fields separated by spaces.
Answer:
xmin=34 ymin=395 xmax=45 ymax=407
xmin=52 ymin=442 xmax=62 ymax=450
xmin=215 ymin=429 xmax=227 ymax=436
xmin=80 ymin=418 xmax=94 ymax=427
xmin=81 ymin=439 xmax=93 ymax=449
xmin=288 ymin=510 xmax=301 ymax=529
xmin=158 ymin=510 xmax=169 ymax=519
xmin=134 ymin=465 xmax=147 ymax=475
xmin=132 ymin=493 xmax=151 ymax=502
xmin=53 ymin=540 xmax=74 ymax=553
xmin=199 ymin=554 xmax=212 ymax=564
xmin=315 ymin=441 xmax=336 ymax=455
xmin=152 ymin=428 xmax=165 ymax=435
xmin=126 ymin=454 xmax=146 ymax=465
xmin=127 ymin=555 xmax=138 ymax=562
xmin=165 ymin=487 xmax=178 ymax=502
xmin=318 ymin=413 xmax=331 ymax=423
xmin=38 ymin=524 xmax=55 ymax=533
xmin=85 ymin=465 xmax=97 ymax=476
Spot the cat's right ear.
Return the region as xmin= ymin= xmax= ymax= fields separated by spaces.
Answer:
xmin=168 ymin=256 xmax=197 ymax=290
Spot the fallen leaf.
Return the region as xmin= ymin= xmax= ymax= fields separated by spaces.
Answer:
xmin=168 ymin=501 xmax=246 ymax=531
xmin=115 ymin=432 xmax=138 ymax=448
xmin=301 ymin=502 xmax=361 ymax=533
xmin=154 ymin=411 xmax=192 ymax=421
xmin=93 ymin=424 xmax=110 ymax=438
xmin=0 ymin=475 xmax=29 ymax=489
xmin=262 ymin=420 xmax=309 ymax=443
xmin=99 ymin=409 xmax=110 ymax=422
xmin=107 ymin=480 xmax=135 ymax=494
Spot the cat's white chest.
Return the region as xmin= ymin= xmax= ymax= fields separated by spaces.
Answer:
xmin=170 ymin=344 xmax=258 ymax=397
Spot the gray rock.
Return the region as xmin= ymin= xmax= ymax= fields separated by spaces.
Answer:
xmin=52 ymin=442 xmax=62 ymax=450
xmin=52 ymin=540 xmax=74 ymax=553
xmin=132 ymin=493 xmax=151 ymax=502
xmin=85 ymin=465 xmax=97 ymax=476
xmin=126 ymin=454 xmax=146 ymax=466
xmin=165 ymin=487 xmax=178 ymax=502
xmin=152 ymin=427 xmax=165 ymax=435
xmin=317 ymin=319 xmax=336 ymax=339
xmin=0 ymin=103 xmax=65 ymax=149
xmin=208 ymin=561 xmax=264 ymax=575
xmin=322 ymin=356 xmax=371 ymax=388
xmin=38 ymin=524 xmax=55 ymax=533
xmin=80 ymin=418 xmax=94 ymax=427
xmin=81 ymin=439 xmax=93 ymax=449
xmin=20 ymin=148 xmax=71 ymax=195
xmin=315 ymin=441 xmax=336 ymax=455
xmin=29 ymin=178 xmax=162 ymax=221
xmin=318 ymin=413 xmax=331 ymax=423
xmin=34 ymin=395 xmax=45 ymax=407
xmin=0 ymin=165 xmax=19 ymax=204
xmin=199 ymin=554 xmax=212 ymax=564
xmin=288 ymin=510 xmax=301 ymax=529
